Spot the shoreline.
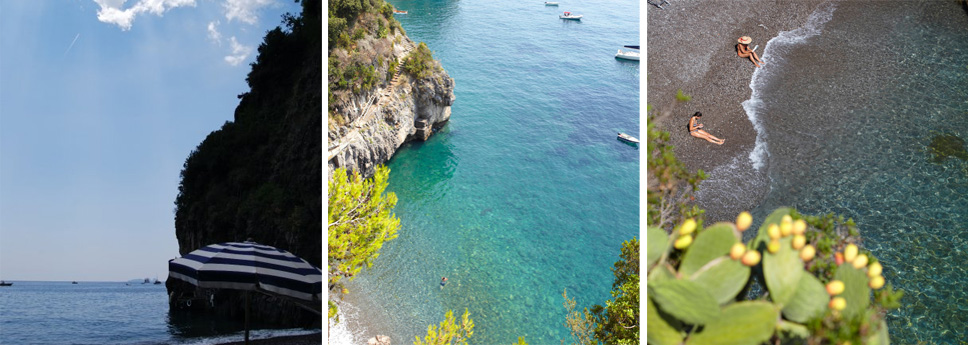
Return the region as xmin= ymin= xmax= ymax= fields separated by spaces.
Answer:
xmin=215 ymin=333 xmax=321 ymax=345
xmin=646 ymin=0 xmax=826 ymax=222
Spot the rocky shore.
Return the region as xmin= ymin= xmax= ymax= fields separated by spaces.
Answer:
xmin=647 ymin=0 xmax=825 ymax=221
xmin=327 ymin=30 xmax=455 ymax=178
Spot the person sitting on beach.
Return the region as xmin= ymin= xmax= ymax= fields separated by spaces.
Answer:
xmin=737 ymin=36 xmax=763 ymax=67
xmin=689 ymin=112 xmax=725 ymax=145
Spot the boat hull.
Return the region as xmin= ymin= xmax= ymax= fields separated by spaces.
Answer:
xmin=559 ymin=15 xmax=582 ymax=20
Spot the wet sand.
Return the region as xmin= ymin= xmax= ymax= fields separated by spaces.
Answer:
xmin=647 ymin=0 xmax=826 ymax=220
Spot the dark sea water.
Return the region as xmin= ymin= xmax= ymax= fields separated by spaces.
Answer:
xmin=0 ymin=281 xmax=319 ymax=344
xmin=702 ymin=1 xmax=968 ymax=343
xmin=330 ymin=0 xmax=639 ymax=344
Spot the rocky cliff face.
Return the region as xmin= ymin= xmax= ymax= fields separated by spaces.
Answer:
xmin=327 ymin=32 xmax=455 ymax=178
xmin=168 ymin=0 xmax=321 ymax=328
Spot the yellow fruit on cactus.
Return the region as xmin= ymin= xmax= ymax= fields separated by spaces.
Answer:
xmin=800 ymin=245 xmax=816 ymax=261
xmin=741 ymin=250 xmax=761 ymax=266
xmin=736 ymin=211 xmax=753 ymax=231
xmin=829 ymin=297 xmax=846 ymax=311
xmin=730 ymin=242 xmax=746 ymax=260
xmin=792 ymin=219 xmax=807 ymax=235
xmin=869 ymin=275 xmax=885 ymax=289
xmin=792 ymin=235 xmax=806 ymax=250
xmin=868 ymin=262 xmax=883 ymax=277
xmin=852 ymin=254 xmax=868 ymax=269
xmin=680 ymin=218 xmax=697 ymax=236
xmin=768 ymin=224 xmax=781 ymax=240
xmin=780 ymin=219 xmax=793 ymax=237
xmin=674 ymin=234 xmax=693 ymax=249
xmin=768 ymin=239 xmax=781 ymax=253
xmin=342 ymin=288 xmax=349 ymax=294
xmin=844 ymin=243 xmax=858 ymax=263
xmin=826 ymin=280 xmax=845 ymax=295
xmin=782 ymin=215 xmax=793 ymax=223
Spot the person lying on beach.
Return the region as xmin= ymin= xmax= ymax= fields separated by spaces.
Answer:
xmin=737 ymin=36 xmax=763 ymax=67
xmin=689 ymin=112 xmax=725 ymax=145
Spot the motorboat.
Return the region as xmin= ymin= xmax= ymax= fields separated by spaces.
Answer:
xmin=393 ymin=10 xmax=407 ymax=14
xmin=617 ymin=132 xmax=640 ymax=144
xmin=0 ymin=281 xmax=11 ymax=287
xmin=71 ymin=281 xmax=78 ymax=284
xmin=615 ymin=45 xmax=639 ymax=61
xmin=559 ymin=12 xmax=582 ymax=20
xmin=545 ymin=2 xmax=559 ymax=5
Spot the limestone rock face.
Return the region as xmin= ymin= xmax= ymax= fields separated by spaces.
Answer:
xmin=328 ymin=33 xmax=455 ymax=178
xmin=368 ymin=335 xmax=391 ymax=345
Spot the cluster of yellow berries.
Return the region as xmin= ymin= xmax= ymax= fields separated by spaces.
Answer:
xmin=729 ymin=212 xmax=760 ymax=266
xmin=824 ymin=243 xmax=887 ymax=312
xmin=673 ymin=218 xmax=697 ymax=249
xmin=765 ymin=215 xmax=817 ymax=262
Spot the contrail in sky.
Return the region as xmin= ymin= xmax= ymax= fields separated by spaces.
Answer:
xmin=64 ymin=33 xmax=80 ymax=56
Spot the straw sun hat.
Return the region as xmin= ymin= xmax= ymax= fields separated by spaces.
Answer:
xmin=738 ymin=36 xmax=752 ymax=44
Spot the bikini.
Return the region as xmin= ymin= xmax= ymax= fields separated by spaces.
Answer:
xmin=690 ymin=118 xmax=702 ymax=133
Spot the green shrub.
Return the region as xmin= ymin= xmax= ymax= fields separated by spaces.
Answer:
xmin=403 ymin=42 xmax=435 ymax=79
xmin=377 ymin=19 xmax=388 ymax=38
xmin=352 ymin=27 xmax=366 ymax=40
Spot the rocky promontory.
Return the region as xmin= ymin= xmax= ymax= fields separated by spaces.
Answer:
xmin=327 ymin=2 xmax=455 ymax=178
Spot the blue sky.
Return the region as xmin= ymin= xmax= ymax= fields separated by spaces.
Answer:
xmin=0 ymin=0 xmax=300 ymax=281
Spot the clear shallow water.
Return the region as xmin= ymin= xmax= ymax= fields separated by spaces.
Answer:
xmin=0 ymin=281 xmax=319 ymax=344
xmin=332 ymin=0 xmax=639 ymax=344
xmin=719 ymin=1 xmax=968 ymax=343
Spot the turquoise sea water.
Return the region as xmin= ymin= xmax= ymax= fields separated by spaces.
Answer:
xmin=0 ymin=281 xmax=319 ymax=344
xmin=706 ymin=2 xmax=967 ymax=343
xmin=332 ymin=1 xmax=639 ymax=344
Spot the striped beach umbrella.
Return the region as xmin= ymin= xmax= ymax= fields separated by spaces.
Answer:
xmin=168 ymin=241 xmax=322 ymax=344
xmin=169 ymin=241 xmax=322 ymax=301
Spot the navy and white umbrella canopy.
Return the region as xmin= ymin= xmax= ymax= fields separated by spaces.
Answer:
xmin=168 ymin=242 xmax=322 ymax=301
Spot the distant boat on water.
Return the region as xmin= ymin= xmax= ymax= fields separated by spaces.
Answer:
xmin=617 ymin=132 xmax=640 ymax=144
xmin=615 ymin=45 xmax=639 ymax=61
xmin=559 ymin=11 xmax=582 ymax=20
xmin=142 ymin=278 xmax=150 ymax=284
xmin=545 ymin=2 xmax=559 ymax=5
xmin=393 ymin=9 xmax=407 ymax=14
xmin=153 ymin=278 xmax=162 ymax=285
xmin=71 ymin=281 xmax=78 ymax=284
xmin=0 ymin=281 xmax=12 ymax=287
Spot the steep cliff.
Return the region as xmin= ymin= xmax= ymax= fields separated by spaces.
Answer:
xmin=167 ymin=0 xmax=321 ymax=327
xmin=327 ymin=0 xmax=455 ymax=178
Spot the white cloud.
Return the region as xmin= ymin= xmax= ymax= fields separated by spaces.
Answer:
xmin=207 ymin=21 xmax=222 ymax=44
xmin=93 ymin=0 xmax=197 ymax=31
xmin=222 ymin=0 xmax=274 ymax=25
xmin=224 ymin=36 xmax=252 ymax=66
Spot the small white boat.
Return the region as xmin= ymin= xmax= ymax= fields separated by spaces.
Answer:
xmin=559 ymin=11 xmax=582 ymax=20
xmin=544 ymin=2 xmax=559 ymax=5
xmin=617 ymin=133 xmax=640 ymax=144
xmin=393 ymin=10 xmax=407 ymax=14
xmin=615 ymin=49 xmax=639 ymax=61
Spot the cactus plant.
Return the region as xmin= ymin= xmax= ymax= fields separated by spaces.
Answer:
xmin=647 ymin=207 xmax=901 ymax=345
xmin=684 ymin=301 xmax=778 ymax=345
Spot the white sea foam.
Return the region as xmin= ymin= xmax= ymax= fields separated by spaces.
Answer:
xmin=327 ymin=299 xmax=365 ymax=345
xmin=744 ymin=2 xmax=837 ymax=170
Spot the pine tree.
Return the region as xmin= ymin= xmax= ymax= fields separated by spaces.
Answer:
xmin=327 ymin=166 xmax=400 ymax=294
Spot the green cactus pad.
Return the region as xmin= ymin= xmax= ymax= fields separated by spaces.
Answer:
xmin=833 ymin=265 xmax=871 ymax=319
xmin=649 ymin=279 xmax=721 ymax=325
xmin=763 ymin=235 xmax=803 ymax=306
xmin=782 ymin=273 xmax=828 ymax=323
xmin=648 ymin=226 xmax=669 ymax=268
xmin=648 ymin=297 xmax=684 ymax=345
xmin=690 ymin=257 xmax=751 ymax=305
xmin=866 ymin=319 xmax=890 ymax=345
xmin=751 ymin=207 xmax=792 ymax=250
xmin=776 ymin=320 xmax=809 ymax=339
xmin=679 ymin=223 xmax=739 ymax=277
xmin=648 ymin=262 xmax=678 ymax=283
xmin=684 ymin=301 xmax=778 ymax=345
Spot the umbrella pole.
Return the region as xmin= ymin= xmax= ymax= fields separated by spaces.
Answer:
xmin=245 ymin=290 xmax=250 ymax=345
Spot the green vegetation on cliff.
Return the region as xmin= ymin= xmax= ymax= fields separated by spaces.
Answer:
xmin=174 ymin=0 xmax=321 ymax=268
xmin=563 ymin=238 xmax=640 ymax=345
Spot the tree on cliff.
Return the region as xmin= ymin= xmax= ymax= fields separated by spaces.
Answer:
xmin=562 ymin=238 xmax=639 ymax=345
xmin=327 ymin=166 xmax=400 ymax=316
xmin=170 ymin=0 xmax=321 ymax=327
